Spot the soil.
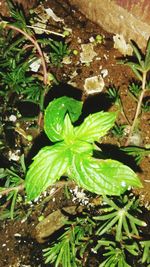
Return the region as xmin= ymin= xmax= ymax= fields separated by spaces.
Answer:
xmin=0 ymin=0 xmax=150 ymax=266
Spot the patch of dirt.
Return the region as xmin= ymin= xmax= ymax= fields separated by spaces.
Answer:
xmin=0 ymin=0 xmax=150 ymax=266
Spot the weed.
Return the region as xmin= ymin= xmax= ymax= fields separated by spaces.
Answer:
xmin=106 ymin=86 xmax=130 ymax=124
xmin=43 ymin=194 xmax=149 ymax=267
xmin=120 ymin=39 xmax=150 ymax=145
xmin=129 ymin=82 xmax=141 ymax=99
xmin=142 ymin=98 xmax=150 ymax=112
xmin=0 ymin=0 xmax=68 ymax=129
xmin=43 ymin=216 xmax=94 ymax=267
xmin=140 ymin=240 xmax=150 ymax=264
xmin=111 ymin=123 xmax=126 ymax=138
xmin=0 ymin=155 xmax=25 ymax=219
xmin=49 ymin=39 xmax=71 ymax=66
xmin=94 ymin=195 xmax=146 ymax=241
xmin=121 ymin=146 xmax=150 ymax=165
xmin=106 ymin=86 xmax=121 ymax=106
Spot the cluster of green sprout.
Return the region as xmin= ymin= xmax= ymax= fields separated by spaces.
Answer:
xmin=43 ymin=194 xmax=150 ymax=267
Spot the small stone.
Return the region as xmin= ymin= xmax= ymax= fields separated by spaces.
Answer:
xmin=29 ymin=58 xmax=41 ymax=72
xmin=14 ymin=233 xmax=21 ymax=237
xmin=9 ymin=115 xmax=17 ymax=122
xmin=113 ymin=34 xmax=133 ymax=56
xmin=89 ymin=36 xmax=95 ymax=43
xmin=80 ymin=43 xmax=97 ymax=63
xmin=84 ymin=75 xmax=105 ymax=95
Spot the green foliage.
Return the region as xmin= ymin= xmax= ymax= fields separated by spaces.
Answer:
xmin=142 ymin=98 xmax=150 ymax=112
xmin=0 ymin=2 xmax=68 ymax=111
xmin=43 ymin=217 xmax=94 ymax=267
xmin=49 ymin=39 xmax=71 ymax=66
xmin=121 ymin=39 xmax=150 ymax=80
xmin=121 ymin=146 xmax=150 ymax=164
xmin=25 ymin=96 xmax=142 ymax=201
xmin=69 ymin=156 xmax=141 ymax=196
xmin=140 ymin=240 xmax=150 ymax=264
xmin=43 ymin=194 xmax=149 ymax=267
xmin=106 ymin=86 xmax=121 ymax=107
xmin=0 ymin=27 xmax=46 ymax=108
xmin=129 ymin=82 xmax=141 ymax=99
xmin=94 ymin=195 xmax=146 ymax=241
xmin=6 ymin=0 xmax=29 ymax=30
xmin=111 ymin=123 xmax=126 ymax=138
xmin=94 ymin=239 xmax=139 ymax=267
xmin=44 ymin=96 xmax=83 ymax=142
xmin=119 ymin=39 xmax=150 ymax=145
xmin=0 ymin=155 xmax=25 ymax=219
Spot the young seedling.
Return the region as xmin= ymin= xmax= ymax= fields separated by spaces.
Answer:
xmin=42 ymin=193 xmax=149 ymax=267
xmin=111 ymin=123 xmax=127 ymax=138
xmin=25 ymin=96 xmax=142 ymax=201
xmin=43 ymin=216 xmax=94 ymax=266
xmin=0 ymin=155 xmax=25 ymax=219
xmin=121 ymin=146 xmax=150 ymax=165
xmin=94 ymin=239 xmax=139 ymax=267
xmin=49 ymin=39 xmax=71 ymax=66
xmin=94 ymin=195 xmax=147 ymax=241
xmin=128 ymin=82 xmax=141 ymax=100
xmin=140 ymin=240 xmax=150 ymax=264
xmin=106 ymin=86 xmax=130 ymax=124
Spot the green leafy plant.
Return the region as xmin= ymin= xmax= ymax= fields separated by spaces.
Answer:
xmin=0 ymin=155 xmax=25 ymax=219
xmin=121 ymin=39 xmax=150 ymax=145
xmin=43 ymin=216 xmax=94 ymax=267
xmin=111 ymin=123 xmax=126 ymax=138
xmin=140 ymin=240 xmax=150 ymax=264
xmin=142 ymin=98 xmax=150 ymax=112
xmin=0 ymin=1 xmax=68 ymax=129
xmin=128 ymin=82 xmax=141 ymax=99
xmin=94 ymin=195 xmax=146 ymax=242
xmin=49 ymin=39 xmax=71 ymax=66
xmin=106 ymin=86 xmax=130 ymax=124
xmin=43 ymin=194 xmax=149 ymax=267
xmin=106 ymin=86 xmax=121 ymax=106
xmin=121 ymin=146 xmax=150 ymax=165
xmin=94 ymin=239 xmax=139 ymax=267
xmin=25 ymin=96 xmax=142 ymax=201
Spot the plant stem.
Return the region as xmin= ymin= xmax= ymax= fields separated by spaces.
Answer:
xmin=5 ymin=24 xmax=48 ymax=85
xmin=26 ymin=25 xmax=65 ymax=37
xmin=0 ymin=183 xmax=25 ymax=197
xmin=125 ymin=71 xmax=147 ymax=146
xmin=0 ymin=180 xmax=74 ymax=198
xmin=4 ymin=22 xmax=49 ymax=129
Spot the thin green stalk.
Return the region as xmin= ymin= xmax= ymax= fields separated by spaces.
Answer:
xmin=125 ymin=71 xmax=147 ymax=146
xmin=10 ymin=190 xmax=18 ymax=219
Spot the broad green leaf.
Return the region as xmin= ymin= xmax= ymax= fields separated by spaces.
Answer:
xmin=62 ymin=114 xmax=75 ymax=142
xmin=67 ymin=140 xmax=93 ymax=156
xmin=69 ymin=155 xmax=142 ymax=196
xmin=25 ymin=142 xmax=70 ymax=201
xmin=44 ymin=96 xmax=83 ymax=142
xmin=74 ymin=111 xmax=116 ymax=143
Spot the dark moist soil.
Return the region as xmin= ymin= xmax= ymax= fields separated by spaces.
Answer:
xmin=0 ymin=0 xmax=150 ymax=266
